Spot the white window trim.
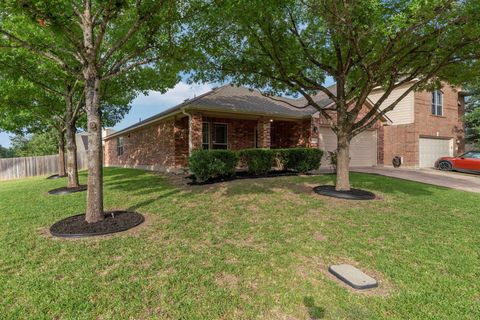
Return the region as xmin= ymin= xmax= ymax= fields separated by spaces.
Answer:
xmin=117 ymin=136 xmax=124 ymax=156
xmin=432 ymin=90 xmax=443 ymax=116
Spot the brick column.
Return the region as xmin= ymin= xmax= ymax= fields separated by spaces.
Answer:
xmin=189 ymin=113 xmax=203 ymax=152
xmin=257 ymin=118 xmax=271 ymax=148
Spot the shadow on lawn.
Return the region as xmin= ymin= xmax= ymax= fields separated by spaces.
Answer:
xmin=220 ymin=171 xmax=436 ymax=198
xmin=303 ymin=296 xmax=325 ymax=319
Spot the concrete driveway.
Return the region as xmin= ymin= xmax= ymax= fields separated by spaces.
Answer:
xmin=351 ymin=167 xmax=480 ymax=193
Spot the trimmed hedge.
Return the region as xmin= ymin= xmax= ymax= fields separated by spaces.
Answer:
xmin=278 ymin=148 xmax=323 ymax=173
xmin=189 ymin=150 xmax=239 ymax=182
xmin=238 ymin=148 xmax=275 ymax=175
xmin=188 ymin=147 xmax=323 ymax=181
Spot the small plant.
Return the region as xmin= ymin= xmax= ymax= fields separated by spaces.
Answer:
xmin=238 ymin=148 xmax=275 ymax=175
xmin=188 ymin=150 xmax=239 ymax=182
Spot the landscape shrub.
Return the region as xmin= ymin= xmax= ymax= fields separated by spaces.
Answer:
xmin=278 ymin=148 xmax=323 ymax=173
xmin=189 ymin=150 xmax=239 ymax=181
xmin=238 ymin=148 xmax=275 ymax=175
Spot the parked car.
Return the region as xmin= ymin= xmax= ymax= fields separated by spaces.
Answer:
xmin=435 ymin=151 xmax=480 ymax=173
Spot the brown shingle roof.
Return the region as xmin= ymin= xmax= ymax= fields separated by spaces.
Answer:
xmin=105 ymin=84 xmax=336 ymax=139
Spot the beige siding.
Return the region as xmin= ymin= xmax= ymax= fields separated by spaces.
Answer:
xmin=369 ymin=86 xmax=414 ymax=125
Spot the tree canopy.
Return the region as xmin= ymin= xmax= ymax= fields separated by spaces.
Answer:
xmin=194 ymin=0 xmax=480 ymax=190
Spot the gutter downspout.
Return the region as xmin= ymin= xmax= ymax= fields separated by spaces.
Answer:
xmin=181 ymin=108 xmax=193 ymax=155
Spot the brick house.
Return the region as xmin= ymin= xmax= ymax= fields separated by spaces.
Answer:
xmin=104 ymin=83 xmax=465 ymax=171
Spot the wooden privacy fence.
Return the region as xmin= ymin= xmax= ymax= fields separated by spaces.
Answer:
xmin=0 ymin=151 xmax=88 ymax=181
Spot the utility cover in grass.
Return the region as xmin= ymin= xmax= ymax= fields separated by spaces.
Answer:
xmin=329 ymin=264 xmax=378 ymax=290
xmin=50 ymin=211 xmax=144 ymax=238
xmin=313 ymin=185 xmax=376 ymax=200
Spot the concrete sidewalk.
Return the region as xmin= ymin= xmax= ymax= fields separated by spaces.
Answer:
xmin=350 ymin=167 xmax=480 ymax=193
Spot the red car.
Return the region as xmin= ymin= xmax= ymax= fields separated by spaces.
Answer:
xmin=435 ymin=151 xmax=480 ymax=173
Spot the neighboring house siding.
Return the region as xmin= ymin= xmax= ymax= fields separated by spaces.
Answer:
xmin=369 ymin=85 xmax=414 ymax=125
xmin=381 ymin=84 xmax=464 ymax=167
xmin=104 ymin=117 xmax=177 ymax=171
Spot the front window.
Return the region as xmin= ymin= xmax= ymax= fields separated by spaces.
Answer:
xmin=117 ymin=136 xmax=124 ymax=156
xmin=461 ymin=151 xmax=480 ymax=159
xmin=432 ymin=90 xmax=443 ymax=116
xmin=212 ymin=123 xmax=228 ymax=149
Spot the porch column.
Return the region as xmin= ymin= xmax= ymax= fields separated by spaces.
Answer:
xmin=189 ymin=112 xmax=203 ymax=152
xmin=257 ymin=118 xmax=271 ymax=148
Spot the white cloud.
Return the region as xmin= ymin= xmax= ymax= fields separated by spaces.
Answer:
xmin=133 ymin=82 xmax=215 ymax=109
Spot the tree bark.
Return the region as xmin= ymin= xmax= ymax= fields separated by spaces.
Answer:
xmin=65 ymin=121 xmax=79 ymax=188
xmin=82 ymin=4 xmax=104 ymax=224
xmin=336 ymin=132 xmax=351 ymax=191
xmin=57 ymin=130 xmax=66 ymax=177
xmin=84 ymin=72 xmax=104 ymax=223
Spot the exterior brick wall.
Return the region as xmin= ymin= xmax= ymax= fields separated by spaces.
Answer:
xmin=256 ymin=118 xmax=271 ymax=148
xmin=271 ymin=119 xmax=311 ymax=148
xmin=190 ymin=113 xmax=203 ymax=150
xmin=104 ymin=117 xmax=176 ymax=170
xmin=174 ymin=117 xmax=189 ymax=167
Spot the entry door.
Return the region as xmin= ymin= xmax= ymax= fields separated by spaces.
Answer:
xmin=419 ymin=138 xmax=453 ymax=168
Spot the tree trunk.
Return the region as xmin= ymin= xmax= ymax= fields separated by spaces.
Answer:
xmin=65 ymin=122 xmax=79 ymax=188
xmin=336 ymin=132 xmax=351 ymax=191
xmin=84 ymin=72 xmax=104 ymax=223
xmin=57 ymin=130 xmax=66 ymax=177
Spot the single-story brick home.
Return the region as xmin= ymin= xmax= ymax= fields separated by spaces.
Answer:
xmin=104 ymin=83 xmax=465 ymax=171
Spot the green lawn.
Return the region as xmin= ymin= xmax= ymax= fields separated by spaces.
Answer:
xmin=0 ymin=168 xmax=479 ymax=319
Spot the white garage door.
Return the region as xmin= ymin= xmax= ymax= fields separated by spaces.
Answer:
xmin=318 ymin=127 xmax=377 ymax=167
xmin=419 ymin=138 xmax=453 ymax=168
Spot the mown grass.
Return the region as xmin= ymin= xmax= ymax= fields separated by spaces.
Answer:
xmin=0 ymin=168 xmax=479 ymax=319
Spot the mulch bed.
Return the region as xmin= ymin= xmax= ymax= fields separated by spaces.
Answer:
xmin=47 ymin=174 xmax=67 ymax=180
xmin=50 ymin=211 xmax=145 ymax=238
xmin=313 ymin=185 xmax=376 ymax=200
xmin=48 ymin=185 xmax=87 ymax=195
xmin=188 ymin=170 xmax=302 ymax=185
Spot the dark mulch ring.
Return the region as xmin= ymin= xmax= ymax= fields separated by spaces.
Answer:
xmin=48 ymin=185 xmax=87 ymax=195
xmin=47 ymin=174 xmax=67 ymax=180
xmin=50 ymin=211 xmax=145 ymax=238
xmin=313 ymin=185 xmax=376 ymax=200
xmin=188 ymin=170 xmax=304 ymax=185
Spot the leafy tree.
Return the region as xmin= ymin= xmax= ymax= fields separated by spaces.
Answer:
xmin=195 ymin=0 xmax=480 ymax=190
xmin=0 ymin=144 xmax=15 ymax=158
xmin=0 ymin=1 xmax=194 ymax=222
xmin=10 ymin=130 xmax=58 ymax=157
xmin=0 ymin=75 xmax=69 ymax=176
xmin=464 ymin=87 xmax=480 ymax=148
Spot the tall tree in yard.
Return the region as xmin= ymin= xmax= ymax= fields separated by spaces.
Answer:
xmin=195 ymin=0 xmax=479 ymax=190
xmin=0 ymin=76 xmax=69 ymax=176
xmin=0 ymin=1 xmax=188 ymax=222
xmin=0 ymin=53 xmax=85 ymax=187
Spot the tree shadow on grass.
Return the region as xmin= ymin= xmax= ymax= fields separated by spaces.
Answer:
xmin=219 ymin=171 xmax=436 ymax=198
xmin=303 ymin=296 xmax=325 ymax=319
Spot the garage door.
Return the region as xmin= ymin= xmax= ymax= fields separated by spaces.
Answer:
xmin=419 ymin=138 xmax=453 ymax=168
xmin=318 ymin=127 xmax=377 ymax=167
